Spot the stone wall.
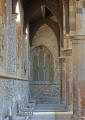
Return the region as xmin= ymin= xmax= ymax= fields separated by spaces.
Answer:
xmin=0 ymin=78 xmax=29 ymax=120
xmin=0 ymin=0 xmax=30 ymax=119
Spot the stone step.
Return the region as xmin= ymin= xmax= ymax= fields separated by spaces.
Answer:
xmin=34 ymin=104 xmax=66 ymax=112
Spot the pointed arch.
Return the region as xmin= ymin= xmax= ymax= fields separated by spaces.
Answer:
xmin=30 ymin=19 xmax=60 ymax=56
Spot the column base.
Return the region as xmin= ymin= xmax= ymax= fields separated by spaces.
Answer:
xmin=67 ymin=104 xmax=73 ymax=112
xmin=9 ymin=116 xmax=13 ymax=120
xmin=72 ymin=115 xmax=82 ymax=120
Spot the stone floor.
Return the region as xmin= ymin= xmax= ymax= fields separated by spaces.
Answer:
xmin=31 ymin=112 xmax=73 ymax=120
xmin=55 ymin=112 xmax=73 ymax=120
xmin=31 ymin=112 xmax=55 ymax=120
xmin=31 ymin=104 xmax=73 ymax=120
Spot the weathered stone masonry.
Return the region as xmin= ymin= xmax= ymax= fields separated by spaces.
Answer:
xmin=1 ymin=0 xmax=85 ymax=120
xmin=0 ymin=0 xmax=30 ymax=119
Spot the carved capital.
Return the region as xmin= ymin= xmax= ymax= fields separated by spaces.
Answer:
xmin=63 ymin=49 xmax=72 ymax=56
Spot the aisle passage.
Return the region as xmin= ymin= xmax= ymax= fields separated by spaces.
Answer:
xmin=31 ymin=111 xmax=73 ymax=120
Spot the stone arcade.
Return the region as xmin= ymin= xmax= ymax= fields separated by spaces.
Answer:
xmin=0 ymin=0 xmax=85 ymax=120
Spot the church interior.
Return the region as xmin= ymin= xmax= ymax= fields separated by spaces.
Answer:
xmin=0 ymin=0 xmax=85 ymax=120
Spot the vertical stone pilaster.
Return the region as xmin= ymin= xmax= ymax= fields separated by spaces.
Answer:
xmin=59 ymin=57 xmax=66 ymax=105
xmin=71 ymin=35 xmax=85 ymax=120
xmin=0 ymin=0 xmax=7 ymax=73
xmin=6 ymin=0 xmax=17 ymax=76
xmin=27 ymin=24 xmax=31 ymax=80
xmin=63 ymin=3 xmax=66 ymax=36
xmin=70 ymin=1 xmax=85 ymax=119
xmin=69 ymin=0 xmax=76 ymax=35
xmin=64 ymin=49 xmax=73 ymax=111
xmin=76 ymin=1 xmax=85 ymax=35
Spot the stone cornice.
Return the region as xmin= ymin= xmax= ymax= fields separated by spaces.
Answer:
xmin=57 ymin=57 xmax=66 ymax=63
xmin=70 ymin=35 xmax=85 ymax=40
xmin=0 ymin=75 xmax=28 ymax=81
xmin=12 ymin=13 xmax=17 ymax=20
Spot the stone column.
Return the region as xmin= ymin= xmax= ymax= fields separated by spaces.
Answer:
xmin=71 ymin=1 xmax=85 ymax=119
xmin=63 ymin=49 xmax=73 ymax=111
xmin=59 ymin=57 xmax=66 ymax=105
xmin=71 ymin=35 xmax=85 ymax=120
xmin=63 ymin=0 xmax=74 ymax=109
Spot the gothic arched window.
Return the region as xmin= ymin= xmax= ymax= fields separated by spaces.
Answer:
xmin=32 ymin=46 xmax=54 ymax=82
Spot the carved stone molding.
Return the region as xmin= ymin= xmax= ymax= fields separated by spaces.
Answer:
xmin=63 ymin=49 xmax=72 ymax=56
xmin=70 ymin=35 xmax=85 ymax=40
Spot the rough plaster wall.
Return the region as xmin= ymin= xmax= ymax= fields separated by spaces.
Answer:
xmin=0 ymin=0 xmax=30 ymax=119
xmin=30 ymin=24 xmax=61 ymax=104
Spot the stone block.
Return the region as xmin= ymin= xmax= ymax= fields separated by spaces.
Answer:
xmin=0 ymin=16 xmax=3 ymax=24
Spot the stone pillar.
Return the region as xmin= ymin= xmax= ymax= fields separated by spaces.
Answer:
xmin=63 ymin=49 xmax=73 ymax=111
xmin=71 ymin=35 xmax=85 ymax=120
xmin=59 ymin=57 xmax=66 ymax=105
xmin=71 ymin=1 xmax=85 ymax=119
xmin=63 ymin=0 xmax=74 ymax=109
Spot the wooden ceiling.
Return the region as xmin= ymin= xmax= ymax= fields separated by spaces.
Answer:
xmin=21 ymin=0 xmax=55 ymax=24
